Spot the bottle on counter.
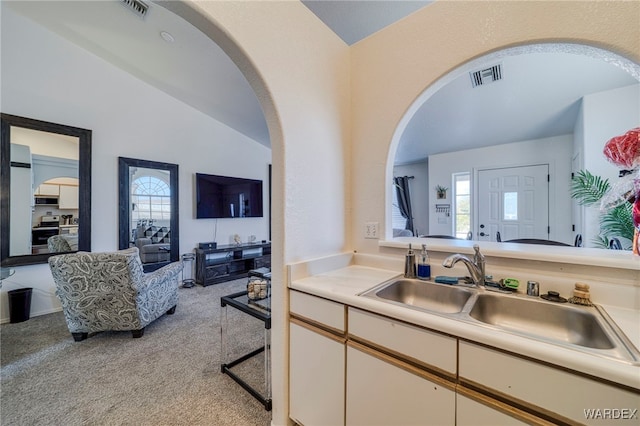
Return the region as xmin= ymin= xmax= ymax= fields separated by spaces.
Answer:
xmin=417 ymin=244 xmax=431 ymax=280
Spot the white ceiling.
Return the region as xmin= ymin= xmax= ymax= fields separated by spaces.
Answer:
xmin=4 ymin=1 xmax=639 ymax=160
xmin=301 ymin=0 xmax=433 ymax=45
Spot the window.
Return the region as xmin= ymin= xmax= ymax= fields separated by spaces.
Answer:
xmin=131 ymin=176 xmax=171 ymax=222
xmin=453 ymin=173 xmax=470 ymax=238
xmin=503 ymin=192 xmax=518 ymax=220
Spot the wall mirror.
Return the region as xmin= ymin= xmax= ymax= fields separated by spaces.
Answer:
xmin=118 ymin=157 xmax=179 ymax=272
xmin=1 ymin=113 xmax=91 ymax=266
xmin=391 ymin=44 xmax=639 ymax=249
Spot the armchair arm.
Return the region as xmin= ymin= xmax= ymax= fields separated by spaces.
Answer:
xmin=140 ymin=261 xmax=183 ymax=291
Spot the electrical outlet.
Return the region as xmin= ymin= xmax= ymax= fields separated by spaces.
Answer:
xmin=365 ymin=222 xmax=379 ymax=239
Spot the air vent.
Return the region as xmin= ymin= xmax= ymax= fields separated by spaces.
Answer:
xmin=121 ymin=0 xmax=148 ymax=19
xmin=470 ymin=64 xmax=502 ymax=88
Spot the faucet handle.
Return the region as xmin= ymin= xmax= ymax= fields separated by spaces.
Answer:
xmin=473 ymin=244 xmax=484 ymax=262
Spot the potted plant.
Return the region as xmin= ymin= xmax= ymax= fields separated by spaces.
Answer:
xmin=435 ymin=185 xmax=448 ymax=199
xmin=570 ymin=170 xmax=634 ymax=249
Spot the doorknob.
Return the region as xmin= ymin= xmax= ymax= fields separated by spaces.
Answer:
xmin=480 ymin=232 xmax=486 ymax=237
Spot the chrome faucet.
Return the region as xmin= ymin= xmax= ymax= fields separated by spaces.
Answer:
xmin=442 ymin=244 xmax=486 ymax=288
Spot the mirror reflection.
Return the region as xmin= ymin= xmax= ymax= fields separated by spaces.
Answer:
xmin=392 ymin=45 xmax=639 ymax=249
xmin=1 ymin=114 xmax=91 ymax=266
xmin=118 ymin=157 xmax=178 ymax=272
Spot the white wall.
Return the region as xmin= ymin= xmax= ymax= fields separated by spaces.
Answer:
xmin=0 ymin=7 xmax=271 ymax=321
xmin=428 ymin=135 xmax=573 ymax=243
xmin=578 ymin=84 xmax=640 ymax=247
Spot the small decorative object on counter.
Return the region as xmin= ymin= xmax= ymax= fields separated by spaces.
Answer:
xmin=568 ymin=282 xmax=594 ymax=306
xmin=526 ymin=280 xmax=540 ymax=297
xmin=417 ymin=244 xmax=431 ymax=280
xmin=247 ymin=276 xmax=270 ymax=300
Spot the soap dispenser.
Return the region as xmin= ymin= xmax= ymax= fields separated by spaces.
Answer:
xmin=404 ymin=244 xmax=417 ymax=278
xmin=417 ymin=244 xmax=431 ymax=280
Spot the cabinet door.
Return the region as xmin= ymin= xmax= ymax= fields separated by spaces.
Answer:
xmin=58 ymin=185 xmax=79 ymax=209
xmin=346 ymin=343 xmax=455 ymax=425
xmin=289 ymin=320 xmax=345 ymax=426
xmin=36 ymin=183 xmax=59 ymax=196
xmin=459 ymin=341 xmax=640 ymax=425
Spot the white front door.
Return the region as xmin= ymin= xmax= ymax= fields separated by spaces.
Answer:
xmin=477 ymin=164 xmax=549 ymax=242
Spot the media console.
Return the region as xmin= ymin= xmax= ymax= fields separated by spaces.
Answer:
xmin=195 ymin=242 xmax=271 ymax=286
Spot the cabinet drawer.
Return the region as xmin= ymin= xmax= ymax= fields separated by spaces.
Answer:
xmin=290 ymin=290 xmax=345 ymax=333
xmin=348 ymin=307 xmax=457 ymax=375
xmin=205 ymin=264 xmax=229 ymax=280
xmin=459 ymin=341 xmax=640 ymax=425
xmin=254 ymin=256 xmax=271 ymax=268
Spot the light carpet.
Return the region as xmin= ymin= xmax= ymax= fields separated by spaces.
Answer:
xmin=1 ymin=278 xmax=272 ymax=426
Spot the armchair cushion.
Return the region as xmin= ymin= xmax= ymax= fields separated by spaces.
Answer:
xmin=48 ymin=247 xmax=182 ymax=338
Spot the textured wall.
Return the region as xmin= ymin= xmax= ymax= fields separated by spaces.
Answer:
xmin=351 ymin=0 xmax=640 ymax=253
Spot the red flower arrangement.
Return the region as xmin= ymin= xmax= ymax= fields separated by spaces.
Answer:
xmin=603 ymin=127 xmax=640 ymax=254
xmin=603 ymin=127 xmax=640 ymax=169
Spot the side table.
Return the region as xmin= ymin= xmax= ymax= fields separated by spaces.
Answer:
xmin=220 ymin=290 xmax=271 ymax=410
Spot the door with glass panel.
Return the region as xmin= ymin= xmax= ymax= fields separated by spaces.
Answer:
xmin=477 ymin=164 xmax=549 ymax=242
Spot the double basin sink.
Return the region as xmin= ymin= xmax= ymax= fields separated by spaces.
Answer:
xmin=360 ymin=278 xmax=640 ymax=364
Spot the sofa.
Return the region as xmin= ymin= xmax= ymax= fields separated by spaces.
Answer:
xmin=134 ymin=225 xmax=170 ymax=263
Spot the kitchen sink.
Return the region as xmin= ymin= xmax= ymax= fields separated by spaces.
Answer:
xmin=359 ymin=277 xmax=640 ymax=364
xmin=468 ymin=293 xmax=614 ymax=349
xmin=360 ymin=278 xmax=474 ymax=314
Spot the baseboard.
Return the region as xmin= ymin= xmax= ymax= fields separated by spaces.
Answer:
xmin=0 ymin=306 xmax=63 ymax=324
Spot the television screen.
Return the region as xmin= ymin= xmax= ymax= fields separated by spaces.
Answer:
xmin=196 ymin=173 xmax=263 ymax=219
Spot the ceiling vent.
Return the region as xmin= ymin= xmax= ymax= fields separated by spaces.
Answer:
xmin=470 ymin=64 xmax=503 ymax=88
xmin=121 ymin=0 xmax=149 ymax=19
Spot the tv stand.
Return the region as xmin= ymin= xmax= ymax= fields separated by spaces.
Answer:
xmin=195 ymin=242 xmax=271 ymax=286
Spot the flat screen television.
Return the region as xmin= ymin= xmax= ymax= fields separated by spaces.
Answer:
xmin=196 ymin=173 xmax=263 ymax=219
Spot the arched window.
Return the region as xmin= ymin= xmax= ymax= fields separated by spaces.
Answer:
xmin=131 ymin=176 xmax=171 ymax=222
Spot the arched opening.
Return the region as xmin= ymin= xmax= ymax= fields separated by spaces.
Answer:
xmin=387 ymin=43 xmax=639 ymax=249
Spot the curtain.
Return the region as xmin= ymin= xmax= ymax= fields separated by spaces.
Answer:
xmin=393 ymin=176 xmax=415 ymax=235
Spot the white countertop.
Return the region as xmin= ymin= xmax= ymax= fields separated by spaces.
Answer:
xmin=290 ymin=264 xmax=640 ymax=390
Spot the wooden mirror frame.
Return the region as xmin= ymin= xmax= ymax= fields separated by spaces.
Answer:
xmin=1 ymin=113 xmax=92 ymax=266
xmin=118 ymin=157 xmax=179 ymax=271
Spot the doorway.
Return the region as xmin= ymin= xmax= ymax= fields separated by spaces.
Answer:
xmin=476 ymin=164 xmax=549 ymax=242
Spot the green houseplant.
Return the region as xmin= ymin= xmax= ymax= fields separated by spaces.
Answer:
xmin=570 ymin=170 xmax=634 ymax=249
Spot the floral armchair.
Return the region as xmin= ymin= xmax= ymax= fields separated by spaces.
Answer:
xmin=48 ymin=247 xmax=182 ymax=341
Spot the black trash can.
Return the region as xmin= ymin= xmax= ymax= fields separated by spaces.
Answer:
xmin=8 ymin=288 xmax=33 ymax=323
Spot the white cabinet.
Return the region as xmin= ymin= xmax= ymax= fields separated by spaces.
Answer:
xmin=348 ymin=307 xmax=457 ymax=375
xmin=289 ymin=320 xmax=345 ymax=426
xmin=289 ymin=290 xmax=346 ymax=426
xmin=58 ymin=185 xmax=79 ymax=209
xmin=346 ymin=342 xmax=456 ymax=425
xmin=459 ymin=341 xmax=640 ymax=425
xmin=35 ymin=183 xmax=59 ymax=196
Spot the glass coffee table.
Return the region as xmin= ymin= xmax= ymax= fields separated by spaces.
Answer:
xmin=220 ymin=290 xmax=271 ymax=410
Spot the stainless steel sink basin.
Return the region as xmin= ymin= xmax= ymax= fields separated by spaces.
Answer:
xmin=360 ymin=278 xmax=474 ymax=314
xmin=359 ymin=277 xmax=640 ymax=364
xmin=468 ymin=293 xmax=614 ymax=349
